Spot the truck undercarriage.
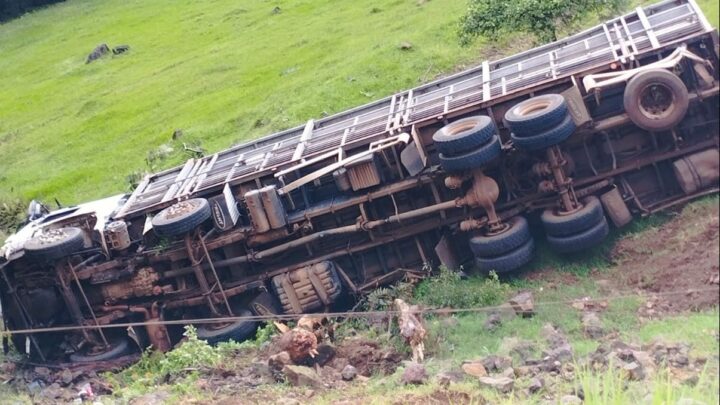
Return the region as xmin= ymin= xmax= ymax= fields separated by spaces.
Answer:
xmin=1 ymin=0 xmax=718 ymax=364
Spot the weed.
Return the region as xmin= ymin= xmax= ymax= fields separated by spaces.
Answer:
xmin=414 ymin=268 xmax=510 ymax=309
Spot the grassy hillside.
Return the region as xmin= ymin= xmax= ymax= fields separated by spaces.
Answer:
xmin=0 ymin=0 xmax=484 ymax=203
xmin=0 ymin=0 xmax=717 ymax=205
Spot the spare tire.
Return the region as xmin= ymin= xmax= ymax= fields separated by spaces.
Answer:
xmin=152 ymin=198 xmax=211 ymax=237
xmin=432 ymin=116 xmax=496 ymax=156
xmin=24 ymin=227 xmax=85 ymax=261
xmin=623 ymin=69 xmax=689 ymax=132
xmin=504 ymin=94 xmax=568 ymax=136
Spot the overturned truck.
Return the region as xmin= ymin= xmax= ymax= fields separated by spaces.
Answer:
xmin=1 ymin=0 xmax=719 ymax=363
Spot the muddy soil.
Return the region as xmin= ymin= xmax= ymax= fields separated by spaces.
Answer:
xmin=611 ymin=202 xmax=719 ymax=315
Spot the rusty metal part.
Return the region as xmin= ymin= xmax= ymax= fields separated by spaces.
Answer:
xmin=444 ymin=173 xmax=470 ymax=189
xmin=134 ymin=304 xmax=171 ymax=352
xmin=68 ymin=260 xmax=109 ymax=346
xmin=184 ymin=233 xmax=219 ymax=315
xmin=259 ymin=185 xmax=287 ymax=229
xmin=458 ymin=171 xmax=502 ymax=230
xmin=538 ymin=180 xmax=557 ymax=193
xmin=546 ymin=145 xmax=580 ymax=214
xmin=100 ymin=267 xmax=161 ymax=303
xmin=55 ymin=263 xmax=94 ymax=343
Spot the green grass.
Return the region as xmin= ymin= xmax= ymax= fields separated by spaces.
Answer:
xmin=1 ymin=0 xmax=717 ymax=205
xmin=0 ymin=0 xmax=488 ymax=204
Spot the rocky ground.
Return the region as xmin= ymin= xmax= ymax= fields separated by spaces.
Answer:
xmin=1 ymin=199 xmax=718 ymax=404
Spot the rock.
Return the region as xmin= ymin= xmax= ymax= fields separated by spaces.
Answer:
xmin=543 ymin=344 xmax=574 ymax=362
xmin=479 ymin=376 xmax=514 ymax=393
xmin=560 ymin=394 xmax=583 ymax=405
xmin=401 ymin=363 xmax=427 ymax=385
xmin=86 ymin=44 xmax=110 ymax=64
xmin=541 ymin=323 xmax=569 ymax=349
xmin=112 ymin=45 xmax=130 ymax=55
xmin=269 ymin=351 xmax=292 ymax=379
xmin=282 ymin=365 xmax=324 ymax=388
xmin=250 ymin=360 xmax=271 ymax=377
xmin=60 ymin=369 xmax=74 ymax=386
xmin=172 ymin=129 xmax=184 ymax=140
xmin=508 ymin=291 xmax=535 ymax=317
xmin=528 ymin=377 xmax=544 ymax=394
xmin=501 ymin=367 xmax=515 ymax=379
xmin=271 ymin=6 xmax=282 ymax=14
xmin=34 ymin=367 xmax=51 ymax=379
xmin=481 ymin=355 xmax=513 ymax=372
xmin=341 ymin=365 xmax=357 ymax=381
xmin=484 ymin=313 xmax=502 ymax=331
xmin=39 ymin=383 xmax=64 ymax=399
xmin=398 ymin=41 xmax=413 ymax=50
xmin=582 ymin=312 xmax=605 ymax=338
xmin=27 ymin=381 xmax=44 ymax=395
xmin=623 ymin=361 xmax=645 ymax=381
xmin=515 ymin=365 xmax=533 ymax=377
xmin=461 ymin=360 xmax=487 ymax=378
xmin=436 ymin=370 xmax=464 ymax=387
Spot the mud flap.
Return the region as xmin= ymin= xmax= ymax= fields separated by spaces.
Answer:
xmin=434 ymin=233 xmax=471 ymax=270
xmin=561 ymin=83 xmax=592 ymax=128
xmin=400 ymin=141 xmax=426 ymax=176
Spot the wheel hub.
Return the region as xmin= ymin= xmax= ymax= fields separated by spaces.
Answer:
xmin=639 ymin=83 xmax=675 ymax=120
xmin=163 ymin=200 xmax=201 ymax=220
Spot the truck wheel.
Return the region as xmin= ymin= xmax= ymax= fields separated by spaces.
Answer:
xmin=541 ymin=196 xmax=604 ymax=236
xmin=24 ymin=227 xmax=85 ymax=260
xmin=152 ymin=198 xmax=211 ymax=237
xmin=197 ymin=309 xmax=258 ymax=345
xmin=433 ymin=116 xmax=496 ymax=156
xmin=624 ymin=69 xmax=689 ymax=132
xmin=547 ymin=216 xmax=609 ymax=254
xmin=439 ymin=135 xmax=501 ymax=172
xmin=510 ymin=114 xmax=575 ymax=151
xmin=475 ymin=238 xmax=535 ymax=273
xmin=469 ymin=216 xmax=530 ymax=257
xmin=70 ymin=337 xmax=131 ymax=362
xmin=504 ymin=94 xmax=568 ymax=136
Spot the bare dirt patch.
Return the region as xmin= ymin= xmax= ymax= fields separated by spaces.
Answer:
xmin=611 ymin=202 xmax=720 ymax=315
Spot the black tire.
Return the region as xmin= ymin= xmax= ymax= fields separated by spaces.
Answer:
xmin=469 ymin=216 xmax=531 ymax=257
xmin=623 ymin=69 xmax=689 ymax=132
xmin=504 ymin=94 xmax=568 ymax=136
xmin=152 ymin=198 xmax=211 ymax=237
xmin=249 ymin=291 xmax=282 ymax=316
xmin=70 ymin=337 xmax=131 ymax=363
xmin=547 ymin=216 xmax=610 ymax=254
xmin=439 ymin=135 xmax=501 ymax=172
xmin=197 ymin=309 xmax=258 ymax=345
xmin=541 ymin=196 xmax=604 ymax=237
xmin=433 ymin=116 xmax=496 ymax=156
xmin=24 ymin=227 xmax=85 ymax=261
xmin=510 ymin=114 xmax=576 ymax=151
xmin=475 ymin=238 xmax=535 ymax=273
